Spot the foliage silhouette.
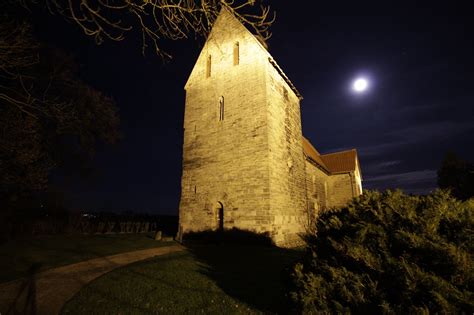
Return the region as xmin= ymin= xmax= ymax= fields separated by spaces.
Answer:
xmin=288 ymin=190 xmax=473 ymax=314
xmin=0 ymin=7 xmax=120 ymax=238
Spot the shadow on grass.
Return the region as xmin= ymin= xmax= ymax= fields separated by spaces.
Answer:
xmin=184 ymin=229 xmax=303 ymax=314
xmin=0 ymin=232 xmax=168 ymax=283
xmin=2 ymin=241 xmax=181 ymax=315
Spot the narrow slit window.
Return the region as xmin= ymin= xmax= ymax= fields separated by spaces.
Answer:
xmin=206 ymin=55 xmax=211 ymax=77
xmin=219 ymin=96 xmax=224 ymax=121
xmin=233 ymin=42 xmax=239 ymax=65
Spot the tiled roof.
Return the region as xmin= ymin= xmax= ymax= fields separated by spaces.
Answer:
xmin=303 ymin=136 xmax=358 ymax=174
xmin=320 ymin=149 xmax=357 ymax=173
xmin=302 ymin=137 xmax=329 ymax=172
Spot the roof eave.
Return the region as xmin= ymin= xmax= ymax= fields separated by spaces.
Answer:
xmin=304 ymin=154 xmax=330 ymax=174
xmin=331 ymin=170 xmax=355 ymax=175
xmin=268 ymin=57 xmax=303 ymax=100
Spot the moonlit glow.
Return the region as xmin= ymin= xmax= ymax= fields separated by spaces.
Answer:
xmin=352 ymin=78 xmax=368 ymax=92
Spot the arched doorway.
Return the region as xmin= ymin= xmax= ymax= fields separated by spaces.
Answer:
xmin=215 ymin=201 xmax=224 ymax=231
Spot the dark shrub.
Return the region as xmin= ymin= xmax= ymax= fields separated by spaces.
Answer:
xmin=288 ymin=190 xmax=473 ymax=314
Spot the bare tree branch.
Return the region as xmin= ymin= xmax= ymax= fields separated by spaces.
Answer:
xmin=37 ymin=0 xmax=275 ymax=58
xmin=0 ymin=20 xmax=39 ymax=78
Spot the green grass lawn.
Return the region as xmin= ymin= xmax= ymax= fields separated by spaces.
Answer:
xmin=62 ymin=244 xmax=303 ymax=314
xmin=0 ymin=233 xmax=173 ymax=282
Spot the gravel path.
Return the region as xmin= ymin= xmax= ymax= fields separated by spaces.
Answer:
xmin=0 ymin=243 xmax=185 ymax=315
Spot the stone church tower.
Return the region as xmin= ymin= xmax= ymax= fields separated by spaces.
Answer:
xmin=178 ymin=8 xmax=362 ymax=246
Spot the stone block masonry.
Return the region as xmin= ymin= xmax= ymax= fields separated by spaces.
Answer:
xmin=178 ymin=8 xmax=362 ymax=247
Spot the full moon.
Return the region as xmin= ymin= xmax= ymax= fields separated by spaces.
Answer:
xmin=352 ymin=78 xmax=368 ymax=92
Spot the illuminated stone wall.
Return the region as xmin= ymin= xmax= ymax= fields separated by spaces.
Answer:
xmin=266 ymin=53 xmax=307 ymax=246
xmin=178 ymin=9 xmax=308 ymax=246
xmin=354 ymin=159 xmax=363 ymax=195
xmin=327 ymin=173 xmax=355 ymax=208
xmin=178 ymin=9 xmax=360 ymax=246
xmin=304 ymin=160 xmax=330 ymax=214
xmin=179 ymin=9 xmax=271 ymax=237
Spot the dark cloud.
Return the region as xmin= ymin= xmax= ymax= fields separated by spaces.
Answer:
xmin=365 ymin=169 xmax=437 ymax=185
xmin=364 ymin=169 xmax=438 ymax=194
xmin=364 ymin=160 xmax=402 ymax=174
xmin=388 ymin=121 xmax=474 ymax=143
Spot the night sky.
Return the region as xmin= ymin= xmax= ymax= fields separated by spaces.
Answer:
xmin=35 ymin=2 xmax=474 ymax=214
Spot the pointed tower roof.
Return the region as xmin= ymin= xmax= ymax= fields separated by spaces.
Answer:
xmin=184 ymin=7 xmax=302 ymax=99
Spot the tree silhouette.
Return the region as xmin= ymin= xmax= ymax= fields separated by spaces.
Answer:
xmin=437 ymin=152 xmax=474 ymax=200
xmin=0 ymin=17 xmax=120 ymax=212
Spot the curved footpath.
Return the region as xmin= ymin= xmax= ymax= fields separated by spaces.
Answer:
xmin=0 ymin=243 xmax=185 ymax=315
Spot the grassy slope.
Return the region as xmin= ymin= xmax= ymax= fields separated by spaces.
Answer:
xmin=62 ymin=244 xmax=302 ymax=314
xmin=0 ymin=234 xmax=173 ymax=282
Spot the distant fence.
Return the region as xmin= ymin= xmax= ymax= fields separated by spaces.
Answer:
xmin=73 ymin=220 xmax=158 ymax=234
xmin=1 ymin=213 xmax=178 ymax=241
